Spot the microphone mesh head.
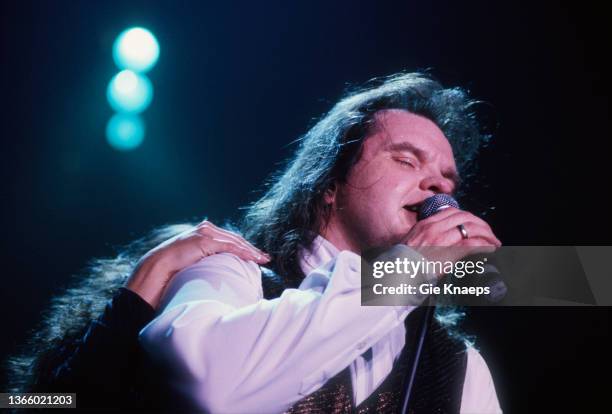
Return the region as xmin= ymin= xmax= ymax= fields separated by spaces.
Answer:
xmin=418 ymin=194 xmax=460 ymax=220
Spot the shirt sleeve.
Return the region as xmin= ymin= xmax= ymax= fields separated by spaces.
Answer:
xmin=139 ymin=251 xmax=415 ymax=413
xmin=460 ymin=346 xmax=503 ymax=414
xmin=43 ymin=288 xmax=155 ymax=406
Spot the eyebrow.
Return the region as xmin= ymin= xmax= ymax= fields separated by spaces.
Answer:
xmin=385 ymin=141 xmax=462 ymax=193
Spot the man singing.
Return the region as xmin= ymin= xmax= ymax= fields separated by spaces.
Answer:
xmin=140 ymin=72 xmax=503 ymax=413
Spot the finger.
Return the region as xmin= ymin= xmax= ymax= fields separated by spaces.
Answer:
xmin=458 ymin=222 xmax=501 ymax=247
xmin=457 ymin=237 xmax=498 ymax=255
xmin=197 ymin=222 xmax=269 ymax=260
xmin=208 ymin=239 xmax=269 ymax=263
xmin=196 ymin=220 xmax=215 ymax=235
xmin=421 ymin=208 xmax=492 ymax=234
xmin=443 ymin=222 xmax=501 ymax=248
xmin=430 ymin=209 xmax=491 ymax=231
xmin=417 ymin=206 xmax=462 ymax=224
xmin=428 ymin=212 xmax=501 ymax=246
xmin=200 ymin=235 xmax=267 ymax=263
xmin=213 ymin=227 xmax=270 ymax=259
xmin=213 ymin=232 xmax=268 ymax=261
xmin=441 ymin=240 xmax=497 ymax=262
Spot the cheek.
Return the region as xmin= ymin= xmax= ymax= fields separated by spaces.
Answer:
xmin=345 ymin=156 xmax=386 ymax=187
xmin=370 ymin=172 xmax=411 ymax=205
xmin=343 ymin=160 xmax=415 ymax=213
xmin=343 ymin=177 xmax=405 ymax=221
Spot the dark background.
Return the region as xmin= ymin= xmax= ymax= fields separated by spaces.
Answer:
xmin=1 ymin=0 xmax=610 ymax=412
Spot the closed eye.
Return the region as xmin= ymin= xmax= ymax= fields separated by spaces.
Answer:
xmin=394 ymin=158 xmax=417 ymax=168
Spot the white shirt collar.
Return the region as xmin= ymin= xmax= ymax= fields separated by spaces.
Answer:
xmin=298 ymin=234 xmax=341 ymax=276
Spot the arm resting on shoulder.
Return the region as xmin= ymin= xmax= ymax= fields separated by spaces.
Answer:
xmin=139 ymin=251 xmax=416 ymax=413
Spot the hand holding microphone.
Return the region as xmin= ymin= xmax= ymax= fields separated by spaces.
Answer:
xmin=403 ymin=194 xmax=502 ymax=268
xmin=401 ymin=194 xmax=507 ymax=303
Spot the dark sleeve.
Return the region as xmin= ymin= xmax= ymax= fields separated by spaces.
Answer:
xmin=47 ymin=287 xmax=155 ymax=400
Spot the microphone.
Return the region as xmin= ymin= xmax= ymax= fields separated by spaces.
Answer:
xmin=401 ymin=194 xmax=506 ymax=414
xmin=418 ymin=194 xmax=507 ymax=303
xmin=417 ymin=193 xmax=459 ymax=221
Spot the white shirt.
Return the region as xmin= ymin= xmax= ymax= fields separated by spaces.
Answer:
xmin=140 ymin=236 xmax=502 ymax=413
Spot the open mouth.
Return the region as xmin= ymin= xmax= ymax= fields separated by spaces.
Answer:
xmin=403 ymin=203 xmax=420 ymax=213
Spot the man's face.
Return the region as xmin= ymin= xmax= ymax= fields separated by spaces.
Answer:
xmin=328 ymin=109 xmax=459 ymax=252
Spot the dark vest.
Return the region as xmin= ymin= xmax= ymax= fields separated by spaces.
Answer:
xmin=261 ymin=268 xmax=468 ymax=414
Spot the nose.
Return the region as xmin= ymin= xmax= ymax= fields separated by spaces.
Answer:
xmin=419 ymin=174 xmax=455 ymax=195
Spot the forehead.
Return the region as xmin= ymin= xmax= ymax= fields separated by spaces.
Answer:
xmin=370 ymin=109 xmax=455 ymax=161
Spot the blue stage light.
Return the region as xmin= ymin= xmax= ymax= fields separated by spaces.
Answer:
xmin=107 ymin=70 xmax=153 ymax=113
xmin=106 ymin=113 xmax=145 ymax=151
xmin=113 ymin=27 xmax=159 ymax=73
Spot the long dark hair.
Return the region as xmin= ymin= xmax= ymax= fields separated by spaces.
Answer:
xmin=242 ymin=72 xmax=489 ymax=287
xmin=5 ymin=224 xmax=196 ymax=393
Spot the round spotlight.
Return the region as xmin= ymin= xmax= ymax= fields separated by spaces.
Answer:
xmin=106 ymin=113 xmax=145 ymax=151
xmin=113 ymin=27 xmax=159 ymax=72
xmin=107 ymin=70 xmax=153 ymax=113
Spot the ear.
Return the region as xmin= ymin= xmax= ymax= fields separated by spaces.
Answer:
xmin=324 ymin=182 xmax=337 ymax=205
